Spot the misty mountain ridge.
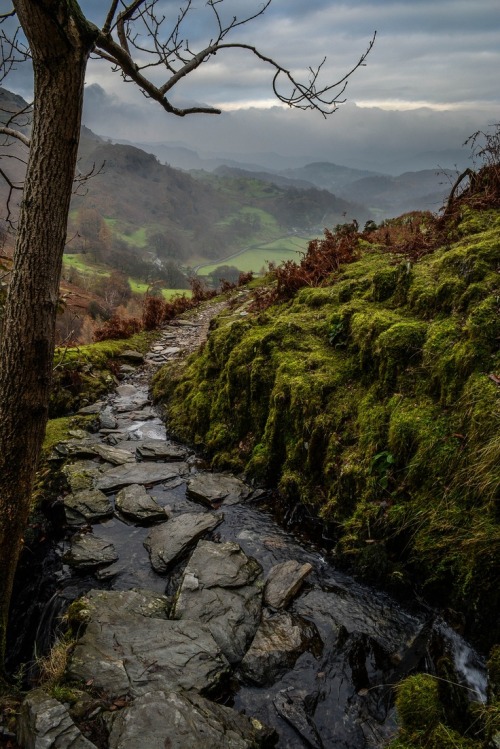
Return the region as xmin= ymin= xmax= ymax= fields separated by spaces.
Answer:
xmin=104 ymin=133 xmax=456 ymax=217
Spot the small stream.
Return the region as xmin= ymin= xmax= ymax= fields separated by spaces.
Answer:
xmin=8 ymin=367 xmax=488 ymax=748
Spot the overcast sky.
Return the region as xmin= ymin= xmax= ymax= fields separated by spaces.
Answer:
xmin=5 ymin=0 xmax=500 ymax=172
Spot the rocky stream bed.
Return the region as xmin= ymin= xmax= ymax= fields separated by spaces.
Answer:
xmin=8 ymin=304 xmax=488 ymax=748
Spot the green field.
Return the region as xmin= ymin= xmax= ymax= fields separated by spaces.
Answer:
xmin=129 ymin=280 xmax=191 ymax=299
xmin=197 ymin=235 xmax=316 ymax=276
xmin=63 ymin=254 xmax=110 ymax=276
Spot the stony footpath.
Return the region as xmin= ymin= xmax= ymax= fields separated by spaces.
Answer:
xmin=18 ymin=301 xmax=315 ymax=749
xmin=16 ymin=299 xmax=488 ymax=749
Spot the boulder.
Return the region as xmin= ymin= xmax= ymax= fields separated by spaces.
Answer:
xmin=18 ymin=689 xmax=97 ymax=749
xmin=240 ymin=610 xmax=320 ymax=686
xmin=64 ymin=534 xmax=118 ymax=569
xmin=63 ymin=488 xmax=113 ymax=526
xmin=187 ymin=473 xmax=252 ymax=508
xmin=67 ymin=590 xmax=229 ymax=698
xmin=115 ymin=484 xmax=167 ymax=523
xmin=173 ymin=541 xmax=263 ymax=664
xmin=264 ymin=560 xmax=313 ymax=609
xmin=144 ymin=513 xmax=223 ymax=573
xmin=96 ymin=461 xmax=188 ymax=492
xmin=107 ymin=691 xmax=277 ymax=749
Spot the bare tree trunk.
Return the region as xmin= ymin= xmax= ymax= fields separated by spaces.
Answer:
xmin=0 ymin=0 xmax=96 ymax=673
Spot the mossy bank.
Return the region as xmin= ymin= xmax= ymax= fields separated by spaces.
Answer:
xmin=153 ymin=207 xmax=500 ymax=651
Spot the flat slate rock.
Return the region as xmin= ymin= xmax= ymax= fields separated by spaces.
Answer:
xmin=119 ymin=350 xmax=144 ymax=362
xmin=240 ymin=610 xmax=319 ymax=686
xmin=136 ymin=440 xmax=188 ymax=461
xmin=264 ymin=560 xmax=314 ymax=609
xmin=108 ymin=690 xmax=277 ymax=749
xmin=61 ymin=461 xmax=103 ymax=492
xmin=67 ymin=590 xmax=229 ymax=698
xmin=96 ymin=461 xmax=189 ymax=492
xmin=18 ymin=690 xmax=97 ymax=749
xmin=93 ymin=443 xmax=135 ymax=466
xmin=77 ymin=401 xmax=105 ymax=415
xmin=144 ymin=512 xmax=223 ymax=573
xmin=63 ymin=488 xmax=113 ymax=526
xmin=187 ymin=473 xmax=252 ymax=508
xmin=173 ymin=541 xmax=263 ymax=664
xmin=54 ymin=440 xmax=98 ymax=459
xmin=64 ymin=534 xmax=118 ymax=569
xmin=115 ymin=484 xmax=167 ymax=523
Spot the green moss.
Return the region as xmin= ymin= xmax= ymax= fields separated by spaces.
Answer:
xmin=389 ymin=674 xmax=483 ymax=749
xmin=50 ymin=331 xmax=156 ymax=417
xmin=43 ymin=416 xmax=94 ymax=454
xmin=154 ymin=205 xmax=500 ymax=648
xmin=395 ymin=674 xmax=443 ymax=732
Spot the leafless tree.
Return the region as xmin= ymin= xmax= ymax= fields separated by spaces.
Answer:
xmin=0 ymin=0 xmax=374 ymax=673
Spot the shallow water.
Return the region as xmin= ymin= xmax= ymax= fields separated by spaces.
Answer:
xmin=11 ymin=378 xmax=487 ymax=748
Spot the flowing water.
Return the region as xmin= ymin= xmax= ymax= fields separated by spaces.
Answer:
xmin=8 ymin=372 xmax=488 ymax=749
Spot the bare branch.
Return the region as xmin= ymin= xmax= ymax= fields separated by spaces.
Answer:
xmin=96 ymin=31 xmax=221 ymax=116
xmin=0 ymin=126 xmax=30 ymax=148
xmin=0 ymin=8 xmax=15 ymax=21
xmin=103 ymin=0 xmax=120 ymax=35
xmin=95 ymin=0 xmax=375 ymax=119
xmin=0 ymin=165 xmax=22 ymax=226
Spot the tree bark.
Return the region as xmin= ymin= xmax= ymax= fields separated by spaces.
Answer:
xmin=0 ymin=0 xmax=97 ymax=672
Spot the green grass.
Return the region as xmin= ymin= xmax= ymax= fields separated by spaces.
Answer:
xmin=63 ymin=254 xmax=110 ymax=277
xmin=128 ymin=279 xmax=191 ymax=299
xmin=197 ymin=235 xmax=316 ymax=275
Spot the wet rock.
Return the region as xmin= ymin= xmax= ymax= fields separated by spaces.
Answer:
xmin=93 ymin=443 xmax=135 ymax=465
xmin=54 ymin=440 xmax=98 ymax=459
xmin=116 ymin=400 xmax=150 ymax=413
xmin=119 ymin=364 xmax=136 ymax=374
xmin=63 ymin=488 xmax=113 ymax=526
xmin=115 ymin=484 xmax=167 ymax=523
xmin=77 ymin=401 xmax=105 ymax=415
xmin=173 ymin=541 xmax=263 ymax=664
xmin=116 ymin=384 xmax=140 ymax=397
xmin=273 ymin=689 xmax=323 ymax=749
xmin=119 ymin=350 xmax=144 ymax=363
xmin=240 ymin=610 xmax=320 ymax=686
xmin=96 ymin=461 xmax=188 ymax=492
xmin=107 ymin=691 xmax=277 ymax=749
xmin=187 ymin=473 xmax=252 ymax=508
xmin=264 ymin=560 xmax=313 ymax=609
xmin=61 ymin=461 xmax=102 ymax=492
xmin=144 ymin=512 xmax=223 ymax=573
xmin=99 ymin=408 xmax=117 ymax=430
xmin=18 ymin=689 xmax=97 ymax=749
xmin=68 ymin=428 xmax=92 ymax=440
xmin=67 ymin=590 xmax=229 ymax=698
xmin=64 ymin=533 xmax=118 ymax=569
xmin=102 ymin=432 xmax=130 ymax=446
xmin=136 ymin=440 xmax=188 ymax=461
xmin=78 ymin=589 xmax=171 ymax=620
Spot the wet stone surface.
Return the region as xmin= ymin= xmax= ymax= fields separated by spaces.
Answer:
xmin=22 ymin=304 xmax=486 ymax=749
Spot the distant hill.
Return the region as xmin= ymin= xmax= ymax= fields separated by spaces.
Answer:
xmin=279 ymin=161 xmax=381 ymax=193
xmin=339 ymin=169 xmax=454 ymax=218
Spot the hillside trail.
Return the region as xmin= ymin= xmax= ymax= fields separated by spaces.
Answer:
xmin=11 ymin=295 xmax=488 ymax=749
